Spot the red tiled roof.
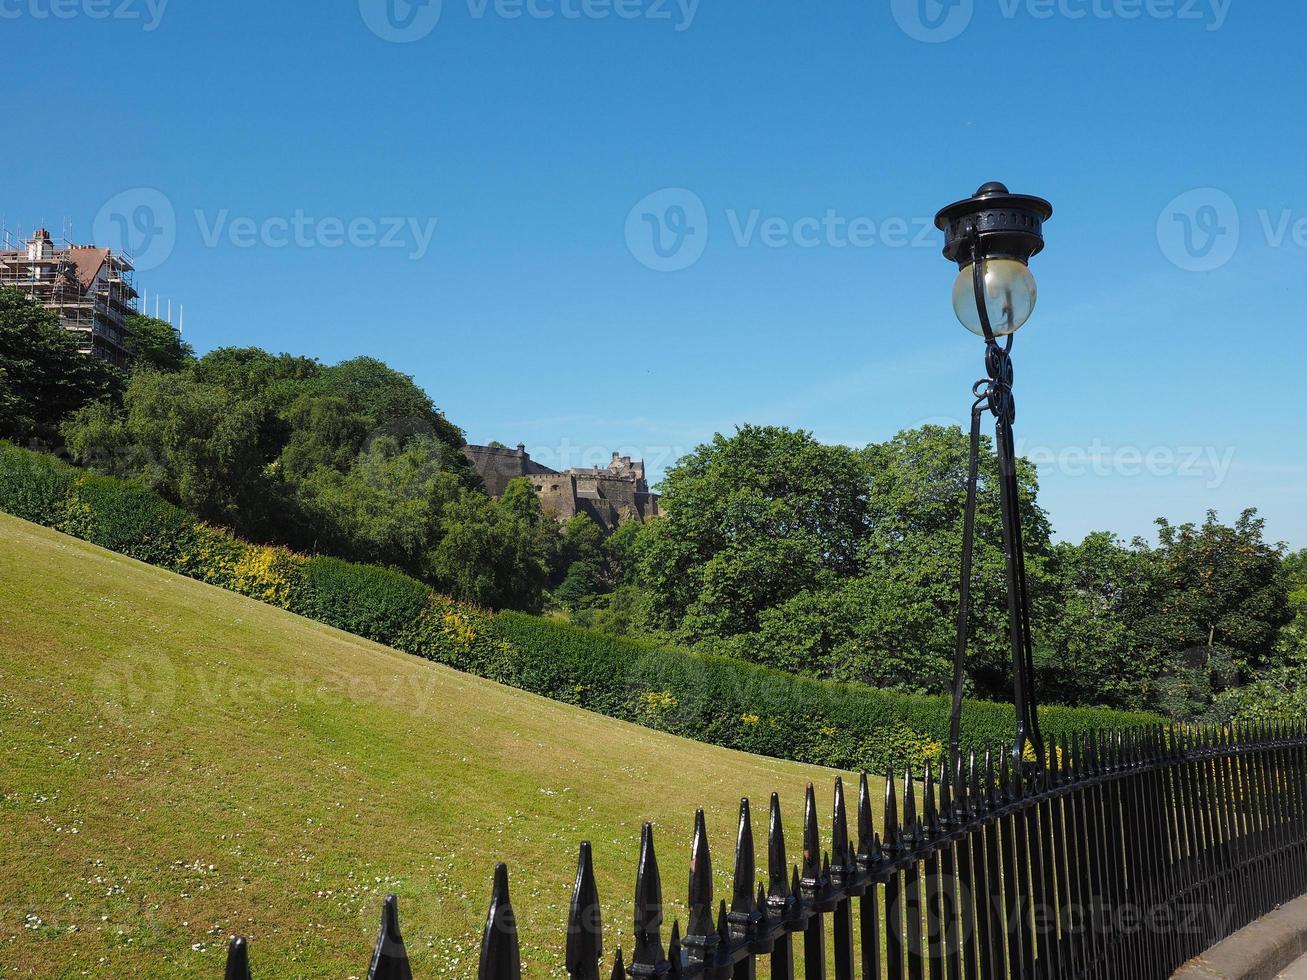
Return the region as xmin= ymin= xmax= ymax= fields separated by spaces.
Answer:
xmin=67 ymin=247 xmax=109 ymax=289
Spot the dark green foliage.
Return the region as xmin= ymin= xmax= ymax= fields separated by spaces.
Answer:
xmin=291 ymin=555 xmax=432 ymax=643
xmin=124 ymin=314 xmax=195 ymax=373
xmin=60 ymin=472 xmax=199 ymax=567
xmin=1044 ymin=513 xmax=1293 ymax=720
xmin=482 ymin=612 xmax=1157 ymax=772
xmin=639 ymin=424 xmax=1052 ymax=701
xmin=429 ymin=485 xmax=550 ymax=612
xmin=639 ymin=425 xmax=870 ymax=642
xmin=0 ymin=288 xmax=121 ymax=443
xmin=0 ymin=442 xmax=75 ymax=523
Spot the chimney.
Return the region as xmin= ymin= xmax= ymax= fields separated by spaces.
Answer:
xmin=516 ymin=443 xmax=526 ymax=456
xmin=27 ymin=228 xmax=52 ymax=262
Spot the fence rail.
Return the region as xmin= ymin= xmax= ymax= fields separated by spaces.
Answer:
xmin=222 ymin=723 xmax=1307 ymax=979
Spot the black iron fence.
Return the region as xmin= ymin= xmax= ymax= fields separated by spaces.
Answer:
xmin=222 ymin=723 xmax=1307 ymax=979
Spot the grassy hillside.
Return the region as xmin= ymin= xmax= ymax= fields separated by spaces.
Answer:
xmin=0 ymin=514 xmax=863 ymax=978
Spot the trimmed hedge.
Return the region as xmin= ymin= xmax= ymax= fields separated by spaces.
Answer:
xmin=293 ymin=555 xmax=431 ymax=643
xmin=0 ymin=442 xmax=1162 ymax=772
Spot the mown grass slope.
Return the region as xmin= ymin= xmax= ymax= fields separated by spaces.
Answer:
xmin=0 ymin=514 xmax=866 ymax=977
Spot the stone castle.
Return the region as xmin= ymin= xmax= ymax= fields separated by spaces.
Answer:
xmin=463 ymin=443 xmax=660 ymax=529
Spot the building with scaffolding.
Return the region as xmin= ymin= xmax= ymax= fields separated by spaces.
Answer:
xmin=0 ymin=228 xmax=137 ymax=366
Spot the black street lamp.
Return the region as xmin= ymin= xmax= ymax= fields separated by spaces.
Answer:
xmin=935 ymin=181 xmax=1053 ymax=773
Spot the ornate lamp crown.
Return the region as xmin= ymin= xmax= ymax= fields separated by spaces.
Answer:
xmin=934 ymin=181 xmax=1053 ymax=268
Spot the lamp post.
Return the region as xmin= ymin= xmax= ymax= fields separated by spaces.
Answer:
xmin=934 ymin=181 xmax=1053 ymax=773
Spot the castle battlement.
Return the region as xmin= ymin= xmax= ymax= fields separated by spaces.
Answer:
xmin=463 ymin=444 xmax=659 ymax=529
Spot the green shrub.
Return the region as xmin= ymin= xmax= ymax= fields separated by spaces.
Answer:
xmin=0 ymin=440 xmax=1164 ymax=774
xmin=484 ymin=612 xmax=1161 ymax=773
xmin=291 ymin=555 xmax=431 ymax=643
xmin=59 ymin=472 xmax=198 ymax=568
xmin=0 ymin=443 xmax=74 ymax=524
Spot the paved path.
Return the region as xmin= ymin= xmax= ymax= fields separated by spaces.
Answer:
xmin=1278 ymin=952 xmax=1307 ymax=979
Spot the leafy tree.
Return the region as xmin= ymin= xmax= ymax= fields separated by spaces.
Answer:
xmin=125 ymin=313 xmax=194 ymax=373
xmin=275 ymin=394 xmax=370 ymax=483
xmin=0 ymin=288 xmax=121 ymax=443
xmin=858 ymin=425 xmax=1054 ymax=699
xmin=638 ymin=425 xmax=869 ymax=643
xmin=1041 ymin=533 xmax=1160 ymax=709
xmin=296 ymin=435 xmax=461 ymax=570
xmin=1216 ymin=547 xmax=1307 ymax=722
xmin=1146 ymin=510 xmax=1291 ymax=678
xmin=1047 ymin=512 xmax=1293 ymax=719
xmin=428 ymin=485 xmax=550 ymax=611
xmin=63 ymin=369 xmax=270 ymax=531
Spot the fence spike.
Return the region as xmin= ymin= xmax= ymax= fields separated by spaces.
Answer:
xmin=1048 ymin=734 xmax=1061 ymax=784
xmin=610 ymin=947 xmax=625 ymax=980
xmin=924 ymin=761 xmax=939 ymax=834
xmin=756 ymin=881 xmax=767 ymax=918
xmin=668 ymin=921 xmax=683 ymax=977
xmin=857 ymin=772 xmax=875 ymax=857
xmin=687 ymin=809 xmax=715 ymax=940
xmin=477 ymin=866 xmax=520 ymax=980
xmin=832 ymin=777 xmax=850 ymax=867
xmin=767 ymin=793 xmax=789 ymax=900
xmin=224 ymin=937 xmax=251 ymax=980
xmin=884 ymin=767 xmax=900 ymax=851
xmin=939 ymin=756 xmax=954 ymax=825
xmin=968 ymin=750 xmax=981 ymax=817
xmin=802 ymin=783 xmax=821 ymax=881
xmin=716 ymin=900 xmax=730 ymax=945
xmin=732 ymin=798 xmax=756 ymax=914
xmin=566 ymin=842 xmax=603 ymax=980
xmin=632 ymin=823 xmax=665 ymax=969
xmin=367 ymin=894 xmax=413 ymax=980
xmin=903 ymin=766 xmax=918 ymax=844
xmin=789 ymin=866 xmax=801 ymax=905
xmin=984 ymin=746 xmax=997 ymax=809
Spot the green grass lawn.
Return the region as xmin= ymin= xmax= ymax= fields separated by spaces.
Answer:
xmin=0 ymin=514 xmax=873 ymax=978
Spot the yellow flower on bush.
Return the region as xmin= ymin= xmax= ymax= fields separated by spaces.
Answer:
xmin=642 ymin=690 xmax=679 ymax=714
xmin=231 ymin=546 xmax=300 ymax=608
xmin=741 ymin=712 xmax=761 ymax=726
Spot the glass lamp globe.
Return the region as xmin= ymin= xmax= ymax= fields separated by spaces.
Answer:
xmin=951 ymin=258 xmax=1038 ymax=337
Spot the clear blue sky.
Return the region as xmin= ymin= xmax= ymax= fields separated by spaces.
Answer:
xmin=9 ymin=0 xmax=1304 ymax=550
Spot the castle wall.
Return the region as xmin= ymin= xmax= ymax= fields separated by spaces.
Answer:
xmin=463 ymin=444 xmax=659 ymax=529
